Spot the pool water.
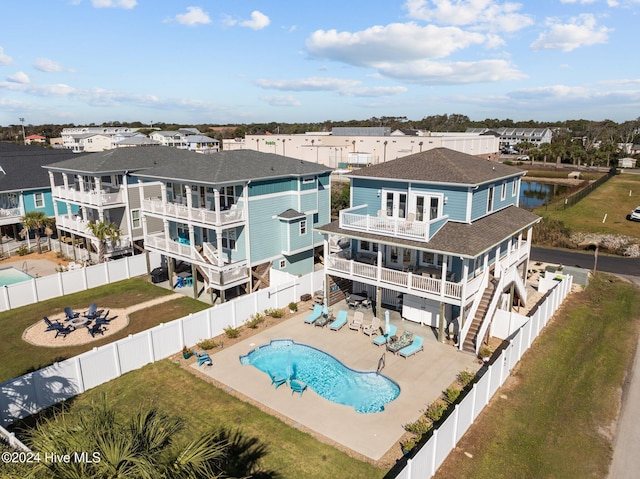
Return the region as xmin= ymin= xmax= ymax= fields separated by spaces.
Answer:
xmin=0 ymin=267 xmax=33 ymax=286
xmin=239 ymin=339 xmax=400 ymax=413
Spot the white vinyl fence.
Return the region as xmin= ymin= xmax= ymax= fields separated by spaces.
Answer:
xmin=0 ymin=269 xmax=324 ymax=427
xmin=0 ymin=252 xmax=161 ymax=312
xmin=393 ymin=275 xmax=573 ymax=479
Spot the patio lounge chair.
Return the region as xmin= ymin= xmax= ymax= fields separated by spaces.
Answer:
xmin=64 ymin=307 xmax=79 ymax=321
xmin=193 ymin=349 xmax=212 ymax=366
xmin=373 ymin=324 xmax=397 ymax=346
xmin=290 ymin=379 xmax=308 ymax=397
xmin=398 ymin=335 xmax=424 ymax=358
xmin=329 ymin=310 xmax=348 ymax=331
xmin=348 ymin=311 xmax=364 ymax=331
xmin=94 ymin=310 xmax=111 ymax=327
xmin=314 ymin=314 xmax=330 ymax=328
xmin=86 ymin=323 xmax=106 ymax=338
xmin=363 ymin=317 xmax=381 ymax=337
xmin=269 ymin=371 xmax=287 ymax=389
xmin=83 ymin=303 xmax=104 ymax=320
xmin=43 ymin=316 xmax=64 ymax=332
xmin=386 ymin=330 xmax=414 ymax=354
xmin=304 ymin=304 xmax=323 ymax=325
xmin=55 ymin=325 xmax=73 ymax=338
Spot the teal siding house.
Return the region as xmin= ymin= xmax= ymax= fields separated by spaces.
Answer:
xmin=45 ymin=146 xmax=331 ymax=300
xmin=317 ymin=148 xmax=540 ymax=355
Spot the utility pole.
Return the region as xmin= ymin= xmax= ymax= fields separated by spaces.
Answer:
xmin=19 ymin=117 xmax=26 ymax=144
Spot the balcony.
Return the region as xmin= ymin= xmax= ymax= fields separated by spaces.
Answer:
xmin=339 ymin=205 xmax=436 ymax=242
xmin=144 ymin=233 xmax=249 ymax=287
xmin=326 ymin=254 xmax=463 ymax=300
xmin=141 ymin=198 xmax=244 ymax=227
xmin=53 ymin=186 xmax=124 ymax=207
xmin=56 ymin=216 xmax=131 ymax=254
xmin=0 ymin=207 xmax=23 ymax=224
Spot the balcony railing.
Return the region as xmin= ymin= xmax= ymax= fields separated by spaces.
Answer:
xmin=0 ymin=207 xmax=22 ymax=219
xmin=326 ymin=255 xmax=463 ymax=300
xmin=53 ymin=186 xmax=124 ymax=206
xmin=56 ymin=216 xmax=131 ymax=254
xmin=339 ymin=205 xmax=438 ymax=242
xmin=141 ymin=198 xmax=244 ymax=226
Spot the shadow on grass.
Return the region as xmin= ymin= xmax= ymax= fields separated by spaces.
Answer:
xmin=213 ymin=427 xmax=281 ymax=479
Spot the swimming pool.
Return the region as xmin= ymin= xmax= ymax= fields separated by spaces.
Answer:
xmin=239 ymin=339 xmax=400 ymax=413
xmin=0 ymin=267 xmax=33 ymax=286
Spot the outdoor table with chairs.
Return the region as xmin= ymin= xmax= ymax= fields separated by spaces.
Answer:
xmin=42 ymin=305 xmax=112 ymax=339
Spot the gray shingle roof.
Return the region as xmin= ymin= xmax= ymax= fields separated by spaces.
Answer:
xmin=316 ymin=206 xmax=540 ymax=258
xmin=43 ymin=146 xmax=332 ymax=184
xmin=278 ymin=209 xmax=305 ymax=220
xmin=348 ymin=148 xmax=523 ymax=186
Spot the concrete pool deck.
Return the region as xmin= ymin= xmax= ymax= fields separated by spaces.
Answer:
xmin=192 ymin=307 xmax=480 ymax=461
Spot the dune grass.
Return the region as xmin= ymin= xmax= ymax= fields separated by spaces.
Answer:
xmin=0 ymin=278 xmax=208 ymax=383
xmin=435 ymin=274 xmax=640 ymax=478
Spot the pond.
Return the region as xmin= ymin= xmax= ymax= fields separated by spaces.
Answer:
xmin=519 ymin=181 xmax=571 ymax=209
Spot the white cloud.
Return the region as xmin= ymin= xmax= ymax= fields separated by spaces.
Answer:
xmin=404 ymin=0 xmax=534 ymax=33
xmin=0 ymin=47 xmax=13 ymax=65
xmin=307 ymin=23 xmax=486 ymax=65
xmin=530 ymin=14 xmax=610 ymax=51
xmin=7 ymin=72 xmax=29 ymax=84
xmin=560 ymin=0 xmax=596 ymax=3
xmin=175 ymin=6 xmax=211 ymax=26
xmin=260 ymin=95 xmax=301 ymax=107
xmin=342 ymin=86 xmax=408 ymax=97
xmin=255 ymin=77 xmax=361 ymax=92
xmin=239 ymin=11 xmax=271 ymax=30
xmin=91 ymin=0 xmax=136 ymax=9
xmin=376 ymin=59 xmax=526 ymax=84
xmin=34 ymin=58 xmax=74 ymax=73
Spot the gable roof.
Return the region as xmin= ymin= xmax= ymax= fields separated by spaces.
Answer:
xmin=43 ymin=146 xmax=332 ymax=184
xmin=348 ymin=147 xmax=523 ymax=186
xmin=0 ymin=142 xmax=84 ymax=191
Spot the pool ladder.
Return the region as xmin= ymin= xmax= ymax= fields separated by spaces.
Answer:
xmin=377 ymin=353 xmax=386 ymax=373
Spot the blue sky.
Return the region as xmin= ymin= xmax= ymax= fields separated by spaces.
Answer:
xmin=1 ymin=0 xmax=639 ymax=127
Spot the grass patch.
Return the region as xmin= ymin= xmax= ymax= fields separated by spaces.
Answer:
xmin=0 ymin=278 xmax=207 ymax=383
xmin=522 ymin=168 xmax=602 ymax=181
xmin=12 ymin=361 xmax=383 ymax=479
xmin=535 ymin=174 xmax=640 ymax=239
xmin=435 ymin=274 xmax=640 ymax=479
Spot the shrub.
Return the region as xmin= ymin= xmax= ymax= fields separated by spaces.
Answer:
xmin=403 ymin=417 xmax=432 ymax=436
xmin=288 ymin=302 xmax=298 ymax=312
xmin=223 ymin=325 xmax=241 ymax=338
xmin=400 ymin=436 xmax=419 ymax=454
xmin=265 ymin=308 xmax=284 ymax=318
xmin=425 ymin=400 xmax=448 ymax=422
xmin=444 ymin=387 xmax=461 ymax=404
xmin=245 ymin=314 xmax=264 ymax=329
xmin=197 ymin=338 xmax=220 ymax=350
xmin=16 ymin=245 xmax=29 ymax=256
xmin=457 ymin=369 xmax=475 ymax=388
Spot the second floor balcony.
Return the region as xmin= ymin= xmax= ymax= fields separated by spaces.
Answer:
xmin=57 ymin=215 xmax=131 ymax=254
xmin=141 ymin=198 xmax=244 ymax=227
xmin=53 ymin=185 xmax=124 ymax=207
xmin=0 ymin=206 xmax=23 ymax=223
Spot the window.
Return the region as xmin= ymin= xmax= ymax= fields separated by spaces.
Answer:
xmin=34 ymin=192 xmax=44 ymax=208
xmin=487 ymin=187 xmax=494 ymax=212
xmin=300 ymin=219 xmax=307 ymax=235
xmin=501 ymin=182 xmax=506 ymax=201
xmin=131 ymin=209 xmax=141 ymax=229
xmin=302 ymin=176 xmax=315 ymax=184
xmin=313 ymin=213 xmax=319 ymax=224
xmin=221 ymin=229 xmax=236 ymax=250
xmin=414 ymin=194 xmax=440 ymax=221
xmin=359 ymin=240 xmax=378 ymax=253
xmin=220 ymin=186 xmax=237 ymax=209
xmin=279 ymin=259 xmax=286 ymax=269
xmin=420 ymin=251 xmax=445 ymax=267
xmin=512 ymin=179 xmax=518 ymax=197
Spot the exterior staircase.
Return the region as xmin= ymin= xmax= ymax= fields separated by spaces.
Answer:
xmin=251 ymin=262 xmax=271 ymax=292
xmin=327 ymin=276 xmax=352 ymax=306
xmin=462 ymin=278 xmax=498 ymax=354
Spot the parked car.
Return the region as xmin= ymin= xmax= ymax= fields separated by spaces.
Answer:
xmin=517 ymin=155 xmax=530 ymax=161
xmin=629 ymin=206 xmax=640 ymax=221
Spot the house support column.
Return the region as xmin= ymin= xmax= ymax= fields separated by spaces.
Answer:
xmin=192 ymin=262 xmax=198 ymax=299
xmin=167 ymin=258 xmax=174 ymax=290
xmin=439 ymin=302 xmax=446 ymax=343
xmin=375 ymin=286 xmax=382 ymax=319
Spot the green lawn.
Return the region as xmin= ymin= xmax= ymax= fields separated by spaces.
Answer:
xmin=435 ymin=274 xmax=640 ymax=479
xmin=536 ymin=174 xmax=640 ymax=238
xmin=0 ymin=278 xmax=208 ymax=383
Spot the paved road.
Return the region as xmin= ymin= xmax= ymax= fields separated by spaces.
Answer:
xmin=531 ymin=247 xmax=640 ymax=478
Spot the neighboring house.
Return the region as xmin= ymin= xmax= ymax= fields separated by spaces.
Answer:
xmin=61 ymin=127 xmax=133 ymax=153
xmin=184 ymin=135 xmax=220 ymax=154
xmin=114 ymin=136 xmax=161 ymax=148
xmin=466 ymin=127 xmax=553 ymax=148
xmin=618 ymin=157 xmax=637 ymax=168
xmin=24 ymin=134 xmax=46 ymax=145
xmin=45 ymin=147 xmax=332 ymax=300
xmin=316 ymin=148 xmax=541 ymax=355
xmin=0 ymin=143 xmax=78 ymax=241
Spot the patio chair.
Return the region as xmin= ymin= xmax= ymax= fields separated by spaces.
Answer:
xmin=398 ymin=335 xmax=424 ymax=358
xmin=64 ymin=307 xmax=79 ymax=321
xmin=363 ymin=317 xmax=381 ymax=337
xmin=185 ymin=276 xmax=193 ymax=287
xmin=289 ymin=379 xmax=308 ymax=397
xmin=175 ymin=277 xmax=185 ymax=288
xmin=329 ymin=310 xmax=348 ymax=331
xmin=83 ymin=303 xmax=104 ymax=320
xmin=43 ymin=316 xmax=64 ymax=332
xmin=193 ymin=349 xmax=212 ymax=367
xmin=86 ymin=323 xmax=106 ymax=338
xmin=269 ymin=371 xmax=287 ymax=389
xmin=373 ymin=324 xmax=397 ymax=346
xmin=94 ymin=310 xmax=111 ymax=327
xmin=304 ymin=304 xmax=323 ymax=325
xmin=54 ymin=325 xmax=74 ymax=338
xmin=349 ymin=311 xmax=364 ymax=331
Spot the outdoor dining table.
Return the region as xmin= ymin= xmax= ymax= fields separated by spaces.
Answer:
xmin=68 ymin=317 xmax=90 ymax=330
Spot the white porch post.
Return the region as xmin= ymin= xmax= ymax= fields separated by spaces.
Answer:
xmin=494 ymin=245 xmax=501 ymax=278
xmin=185 ymin=185 xmax=193 ymax=221
xmin=214 ymin=189 xmax=221 ymax=225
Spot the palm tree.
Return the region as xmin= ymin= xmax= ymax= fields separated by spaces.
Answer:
xmin=86 ymin=220 xmax=121 ymax=263
xmin=27 ymin=394 xmax=227 ymax=479
xmin=20 ymin=211 xmax=51 ymax=254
